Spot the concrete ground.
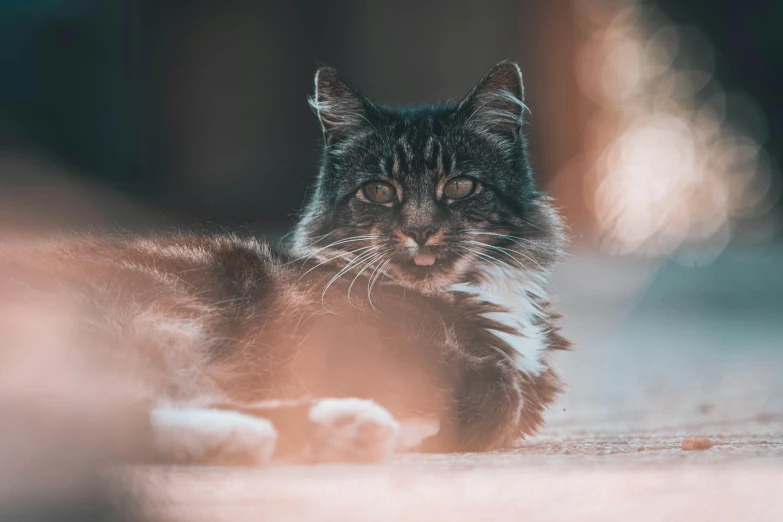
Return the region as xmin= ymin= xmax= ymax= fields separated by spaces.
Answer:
xmin=139 ymin=247 xmax=783 ymax=521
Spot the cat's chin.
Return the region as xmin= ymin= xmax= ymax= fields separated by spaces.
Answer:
xmin=394 ymin=277 xmax=451 ymax=295
xmin=386 ymin=263 xmax=461 ymax=295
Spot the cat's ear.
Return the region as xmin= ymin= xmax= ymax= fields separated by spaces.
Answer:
xmin=458 ymin=60 xmax=527 ymax=143
xmin=310 ymin=67 xmax=370 ymax=144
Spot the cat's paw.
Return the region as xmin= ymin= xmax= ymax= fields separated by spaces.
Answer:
xmin=307 ymin=398 xmax=399 ymax=462
xmin=150 ymin=407 xmax=278 ymax=466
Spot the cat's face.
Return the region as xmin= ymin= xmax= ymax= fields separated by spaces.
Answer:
xmin=293 ymin=61 xmax=564 ymax=293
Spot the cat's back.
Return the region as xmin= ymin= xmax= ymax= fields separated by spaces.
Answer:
xmin=0 ymin=232 xmax=283 ymax=297
xmin=0 ymin=233 xmax=294 ymax=359
xmin=0 ymin=233 xmax=316 ymax=401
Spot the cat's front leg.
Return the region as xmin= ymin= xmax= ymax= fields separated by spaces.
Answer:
xmin=454 ymin=359 xmax=526 ymax=450
xmin=216 ymin=398 xmax=400 ymax=463
xmin=425 ymin=357 xmax=561 ymax=452
xmin=423 ymin=310 xmax=562 ymax=452
xmin=421 ymin=357 xmax=523 ymax=452
xmin=150 ymin=407 xmax=278 ymax=465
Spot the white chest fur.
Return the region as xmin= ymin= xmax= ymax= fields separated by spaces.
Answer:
xmin=450 ymin=263 xmax=550 ymax=376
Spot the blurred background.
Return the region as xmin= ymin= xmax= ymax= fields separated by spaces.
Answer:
xmin=2 ymin=0 xmax=780 ymax=245
xmin=1 ymin=1 xmax=782 ymax=518
xmin=1 ymin=0 xmax=782 ymax=420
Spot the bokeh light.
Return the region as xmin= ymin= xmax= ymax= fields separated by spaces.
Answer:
xmin=574 ymin=0 xmax=781 ymax=265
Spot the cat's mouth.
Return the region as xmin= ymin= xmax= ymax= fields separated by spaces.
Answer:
xmin=397 ymin=248 xmax=450 ymax=281
xmin=412 ymin=253 xmax=437 ymax=266
xmin=381 ymin=248 xmax=465 ymax=292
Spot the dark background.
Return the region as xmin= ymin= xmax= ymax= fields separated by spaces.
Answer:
xmin=1 ymin=0 xmax=780 ymax=233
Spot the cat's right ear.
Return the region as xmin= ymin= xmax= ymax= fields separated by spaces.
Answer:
xmin=458 ymin=60 xmax=528 ymax=144
xmin=310 ymin=67 xmax=368 ymax=144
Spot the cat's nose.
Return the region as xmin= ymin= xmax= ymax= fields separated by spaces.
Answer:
xmin=405 ymin=226 xmax=438 ymax=246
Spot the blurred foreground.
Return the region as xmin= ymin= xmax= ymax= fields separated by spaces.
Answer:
xmin=0 ymin=170 xmax=781 ymax=519
xmin=133 ymin=246 xmax=783 ymax=521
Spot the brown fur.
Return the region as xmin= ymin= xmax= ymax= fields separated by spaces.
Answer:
xmin=0 ymin=232 xmax=567 ymax=455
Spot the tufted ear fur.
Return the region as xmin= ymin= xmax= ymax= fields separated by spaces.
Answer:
xmin=309 ymin=67 xmax=371 ymax=144
xmin=458 ymin=60 xmax=528 ymax=143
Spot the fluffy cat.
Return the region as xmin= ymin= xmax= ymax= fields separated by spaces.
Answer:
xmin=0 ymin=61 xmax=569 ymax=465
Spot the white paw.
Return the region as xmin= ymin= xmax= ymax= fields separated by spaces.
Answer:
xmin=150 ymin=407 xmax=277 ymax=466
xmin=308 ymin=398 xmax=399 ymax=462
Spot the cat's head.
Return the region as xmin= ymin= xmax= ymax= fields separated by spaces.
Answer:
xmin=292 ymin=61 xmax=566 ymax=293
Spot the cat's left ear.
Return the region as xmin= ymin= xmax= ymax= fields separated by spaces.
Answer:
xmin=310 ymin=67 xmax=371 ymax=144
xmin=458 ymin=60 xmax=527 ymax=143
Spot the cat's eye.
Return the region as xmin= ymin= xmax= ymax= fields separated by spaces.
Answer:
xmin=443 ymin=177 xmax=476 ymax=200
xmin=362 ymin=181 xmax=395 ymax=204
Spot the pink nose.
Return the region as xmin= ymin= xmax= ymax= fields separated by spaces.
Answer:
xmin=405 ymin=226 xmax=437 ymax=246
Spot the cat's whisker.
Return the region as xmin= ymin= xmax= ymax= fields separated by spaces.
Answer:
xmin=299 ymin=235 xmax=382 ymax=257
xmin=306 ymin=230 xmax=337 ymax=245
xmin=298 ymin=245 xmax=377 ymax=281
xmin=464 ymin=230 xmax=529 ymax=241
xmin=285 ymin=235 xmax=384 ymax=265
xmin=518 ymin=218 xmax=549 ymax=233
xmin=367 ymin=254 xmax=394 ymax=311
xmin=463 ymin=231 xmax=554 ymax=251
xmin=291 ymin=233 xmax=386 ymax=269
xmin=453 ymin=244 xmax=511 ymax=272
xmin=347 ymin=250 xmax=387 ymax=293
xmin=320 ymin=250 xmax=380 ymax=310
xmin=299 ymin=245 xmax=375 ymax=279
xmin=312 ymin=234 xmax=389 ymax=253
xmin=465 ymin=240 xmax=543 ymax=273
xmin=456 ymin=242 xmax=528 ymax=275
xmin=320 ymin=250 xmax=377 ymax=303
xmin=283 ymin=229 xmax=334 ymax=245
xmin=367 ymin=252 xmax=391 ymax=291
xmin=320 ymin=247 xmax=383 ymax=308
xmin=463 ymin=231 xmax=559 ymax=264
xmin=480 ymin=240 xmax=546 ymax=273
xmin=347 ymin=249 xmax=393 ymax=303
xmin=465 ymin=240 xmax=526 ymax=268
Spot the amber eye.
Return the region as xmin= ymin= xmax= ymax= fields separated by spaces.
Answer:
xmin=362 ymin=181 xmax=395 ymax=204
xmin=443 ymin=177 xmax=476 ymax=200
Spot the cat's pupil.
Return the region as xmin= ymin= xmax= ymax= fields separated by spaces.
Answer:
xmin=444 ymin=177 xmax=475 ymax=199
xmin=363 ymin=181 xmax=394 ymax=203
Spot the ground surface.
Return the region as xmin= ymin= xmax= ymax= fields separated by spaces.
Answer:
xmin=139 ymin=247 xmax=783 ymax=521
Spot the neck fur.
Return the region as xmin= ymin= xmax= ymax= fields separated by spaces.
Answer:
xmin=450 ymin=263 xmax=551 ymax=376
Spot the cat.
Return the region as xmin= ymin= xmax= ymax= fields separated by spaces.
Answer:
xmin=0 ymin=60 xmax=569 ymax=465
